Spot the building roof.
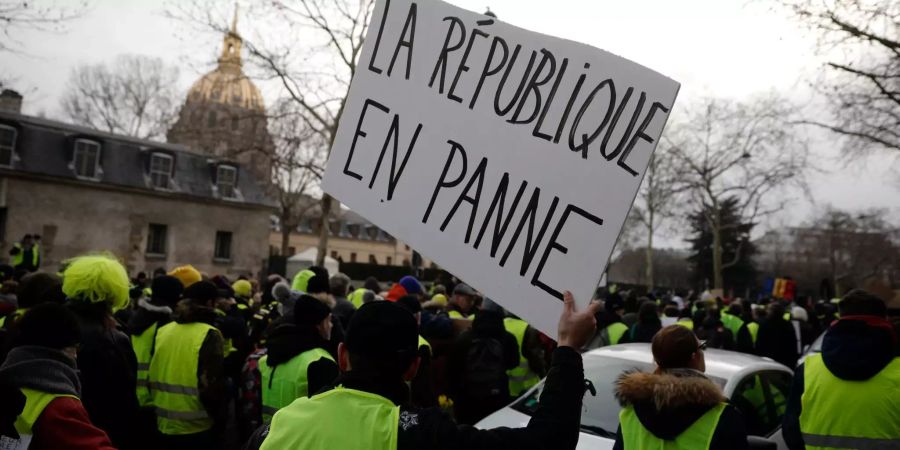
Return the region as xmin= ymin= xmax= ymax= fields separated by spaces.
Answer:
xmin=0 ymin=109 xmax=274 ymax=208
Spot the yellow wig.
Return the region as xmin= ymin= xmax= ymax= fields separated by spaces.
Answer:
xmin=62 ymin=254 xmax=130 ymax=312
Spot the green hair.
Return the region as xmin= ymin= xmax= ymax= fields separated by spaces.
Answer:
xmin=62 ymin=254 xmax=130 ymax=312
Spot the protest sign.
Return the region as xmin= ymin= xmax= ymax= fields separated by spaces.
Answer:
xmin=322 ymin=0 xmax=680 ymax=336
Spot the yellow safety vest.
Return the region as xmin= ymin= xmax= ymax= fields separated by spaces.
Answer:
xmin=131 ymin=322 xmax=159 ymax=407
xmin=619 ymin=403 xmax=726 ymax=449
xmin=348 ymin=288 xmax=368 ymax=309
xmin=260 ymin=387 xmax=399 ymax=450
xmin=148 ymin=321 xmax=218 ymax=435
xmin=0 ymin=308 xmax=27 ymax=329
xmin=10 ymin=388 xmax=79 ymax=448
xmin=675 ymin=319 xmax=694 ymax=331
xmin=418 ymin=335 xmax=431 ymax=355
xmin=606 ymin=322 xmax=630 ymax=344
xmin=504 ymin=318 xmax=541 ymax=397
xmin=720 ymin=313 xmax=744 ymax=339
xmin=10 ymin=243 xmax=39 ymax=268
xmin=259 ymin=347 xmax=334 ymax=423
xmin=448 ymin=310 xmax=466 ymax=319
xmin=800 ymin=353 xmax=900 ymax=449
xmin=746 ymin=322 xmax=759 ymax=344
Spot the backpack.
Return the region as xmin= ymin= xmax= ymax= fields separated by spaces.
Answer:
xmin=237 ymin=348 xmax=267 ymax=439
xmin=463 ymin=337 xmax=507 ymax=398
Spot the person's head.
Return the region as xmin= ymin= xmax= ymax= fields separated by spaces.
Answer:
xmin=364 ymin=276 xmax=381 ymax=293
xmin=150 ymin=275 xmax=183 ymax=308
xmin=652 ymin=325 xmax=705 ymax=373
xmin=790 ymin=306 xmax=809 ymax=322
xmin=182 ymin=280 xmax=219 ymax=308
xmin=293 ymin=294 xmax=333 ymax=341
xmin=152 ymin=267 xmax=167 ymax=278
xmin=431 ymin=284 xmax=446 ymax=295
xmin=62 ymin=254 xmax=130 ymax=313
xmin=767 ymin=302 xmax=786 ymax=320
xmin=340 ymin=301 xmax=420 ymax=382
xmin=396 ymin=295 xmax=422 ymax=326
xmin=330 ymin=272 xmax=351 ymax=298
xmin=231 ymin=279 xmax=252 ymax=300
xmin=21 ymin=234 xmax=33 ymax=247
xmin=16 ymin=272 xmax=64 ymax=308
xmin=604 ymin=293 xmax=625 ymax=316
xmin=168 ymin=265 xmax=202 ymax=288
xmin=12 ymin=302 xmax=81 ymax=359
xmin=839 ymin=289 xmax=887 ymax=318
xmin=304 ymin=266 xmax=332 ymax=304
xmin=452 ymin=283 xmax=476 ymax=313
xmin=398 ymin=276 xmax=424 ymax=299
xmin=728 ymin=303 xmax=743 ymax=317
xmin=637 ymin=299 xmax=658 ymax=324
xmin=663 ymin=304 xmax=679 ymax=318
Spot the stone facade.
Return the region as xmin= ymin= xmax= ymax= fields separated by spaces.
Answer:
xmin=268 ymin=230 xmax=424 ymax=267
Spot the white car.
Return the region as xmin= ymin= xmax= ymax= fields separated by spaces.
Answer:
xmin=476 ymin=344 xmax=793 ymax=450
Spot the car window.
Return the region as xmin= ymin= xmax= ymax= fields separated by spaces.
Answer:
xmin=511 ymin=355 xmax=725 ymax=438
xmin=730 ymin=371 xmax=792 ymax=437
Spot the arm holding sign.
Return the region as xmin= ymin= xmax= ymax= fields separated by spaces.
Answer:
xmin=397 ymin=291 xmax=598 ymax=450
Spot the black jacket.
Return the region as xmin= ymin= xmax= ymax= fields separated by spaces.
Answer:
xmin=620 ymin=320 xmax=661 ymax=344
xmin=755 ymin=316 xmax=799 ymax=368
xmin=612 ymin=369 xmax=748 ymax=450
xmin=262 ymin=321 xmax=338 ymax=399
xmin=244 ymin=347 xmax=586 ymax=450
xmin=782 ymin=317 xmax=897 ymax=450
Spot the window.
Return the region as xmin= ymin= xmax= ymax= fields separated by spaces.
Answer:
xmin=216 ymin=165 xmax=237 ymax=198
xmin=146 ymin=224 xmax=167 ymax=255
xmin=0 ymin=125 xmax=16 ymax=167
xmin=350 ymin=252 xmax=357 ymax=263
xmin=149 ymin=153 xmax=173 ymax=189
xmin=214 ymin=231 xmax=232 ymax=261
xmin=73 ymin=139 xmax=100 ymax=178
xmin=231 ymin=115 xmax=240 ymax=131
xmin=386 ymin=256 xmax=392 ymax=266
xmin=368 ymin=254 xmax=377 ymax=264
xmin=731 ymin=371 xmax=792 ymax=437
xmin=207 ymin=110 xmax=218 ymax=128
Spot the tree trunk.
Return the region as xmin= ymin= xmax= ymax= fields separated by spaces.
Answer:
xmin=712 ymin=223 xmax=724 ymax=290
xmin=316 ymin=194 xmax=333 ymax=265
xmin=645 ymin=223 xmax=654 ymax=291
xmin=280 ymin=223 xmax=291 ymax=257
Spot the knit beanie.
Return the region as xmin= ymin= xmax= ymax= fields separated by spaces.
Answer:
xmin=62 ymin=254 xmax=130 ymax=312
xmin=398 ymin=276 xmax=423 ymax=295
xmin=13 ymin=302 xmax=81 ymax=349
xmin=293 ymin=294 xmax=331 ymax=327
xmin=168 ymin=265 xmax=202 ymax=288
xmin=150 ymin=275 xmax=184 ymax=308
xmin=183 ymin=281 xmax=219 ymax=305
xmin=232 ymin=279 xmax=252 ymax=298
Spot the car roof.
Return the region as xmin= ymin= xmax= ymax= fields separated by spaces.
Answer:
xmin=584 ymin=343 xmax=791 ymax=381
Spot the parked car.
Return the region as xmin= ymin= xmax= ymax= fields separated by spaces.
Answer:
xmin=476 ymin=344 xmax=792 ymax=450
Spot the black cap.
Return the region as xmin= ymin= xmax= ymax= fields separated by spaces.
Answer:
xmin=396 ymin=295 xmax=422 ymax=315
xmin=13 ymin=302 xmax=81 ymax=349
xmin=346 ymin=301 xmax=418 ymax=358
xmin=183 ymin=280 xmax=218 ymax=304
xmin=293 ymin=295 xmax=331 ymax=327
xmin=151 ymin=275 xmax=184 ymax=307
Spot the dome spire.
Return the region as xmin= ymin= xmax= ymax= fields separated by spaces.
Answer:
xmin=231 ymin=2 xmax=238 ymax=34
xmin=218 ymin=3 xmax=243 ymax=73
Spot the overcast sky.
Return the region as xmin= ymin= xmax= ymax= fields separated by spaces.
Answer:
xmin=2 ymin=0 xmax=898 ymax=246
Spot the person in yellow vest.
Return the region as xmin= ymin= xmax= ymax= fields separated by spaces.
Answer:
xmin=127 ymin=275 xmax=183 ymax=408
xmin=446 ymin=283 xmax=477 ymax=319
xmin=9 ymin=235 xmax=40 ymax=273
xmin=613 ymin=325 xmax=749 ymax=450
xmin=782 ymin=289 xmax=900 ymax=450
xmin=245 ymin=290 xmax=601 ymax=450
xmin=0 ymin=303 xmax=116 ymax=450
xmin=587 ymin=293 xmax=629 ymax=348
xmin=62 ymin=254 xmax=147 ymax=450
xmin=395 ymin=295 xmax=437 ymax=408
xmin=258 ymin=295 xmax=337 ymax=423
xmin=503 ymin=315 xmax=545 ymax=397
xmin=148 ymin=280 xmax=226 ymax=450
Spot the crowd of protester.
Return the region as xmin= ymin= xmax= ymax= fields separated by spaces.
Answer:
xmin=0 ymin=248 xmax=896 ymax=449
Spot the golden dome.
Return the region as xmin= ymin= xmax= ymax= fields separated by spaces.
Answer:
xmin=184 ymin=8 xmax=265 ymax=113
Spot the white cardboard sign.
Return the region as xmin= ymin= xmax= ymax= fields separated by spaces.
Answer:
xmin=323 ymin=0 xmax=680 ymax=337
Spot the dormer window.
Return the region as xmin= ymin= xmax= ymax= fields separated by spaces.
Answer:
xmin=73 ymin=139 xmax=101 ymax=179
xmin=216 ymin=164 xmax=237 ymax=198
xmin=0 ymin=125 xmax=16 ymax=167
xmin=149 ymin=152 xmax=174 ymax=189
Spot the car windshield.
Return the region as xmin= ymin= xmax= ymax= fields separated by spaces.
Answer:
xmin=512 ymin=355 xmax=726 ymax=438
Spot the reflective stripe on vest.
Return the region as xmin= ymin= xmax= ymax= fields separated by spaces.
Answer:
xmin=11 ymin=388 xmax=79 ymax=448
xmin=148 ymin=321 xmax=217 ymax=435
xmin=606 ymin=322 xmax=629 ymax=345
xmin=620 ymin=402 xmax=726 ymax=450
xmin=259 ymin=347 xmax=334 ymax=423
xmin=131 ymin=322 xmax=159 ymax=407
xmin=504 ymin=318 xmax=541 ymax=396
xmin=260 ymin=387 xmax=399 ymax=450
xmin=800 ymin=353 xmax=900 ymax=449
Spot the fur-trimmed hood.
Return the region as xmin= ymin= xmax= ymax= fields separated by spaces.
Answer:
xmin=614 ymin=369 xmax=727 ymax=440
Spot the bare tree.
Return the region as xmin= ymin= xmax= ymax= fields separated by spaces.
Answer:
xmin=668 ymin=94 xmax=811 ymax=290
xmin=269 ymin=99 xmax=326 ymax=256
xmin=774 ymin=0 xmax=900 ymax=159
xmin=168 ymin=0 xmax=376 ymax=264
xmin=61 ymin=55 xmax=181 ymax=140
xmin=0 ymin=0 xmax=89 ymax=53
xmin=632 ymin=146 xmax=684 ymax=290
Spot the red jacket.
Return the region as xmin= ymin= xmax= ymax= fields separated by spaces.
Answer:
xmin=32 ymin=397 xmax=116 ymax=450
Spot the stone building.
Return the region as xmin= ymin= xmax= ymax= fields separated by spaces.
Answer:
xmin=0 ymin=104 xmax=273 ymax=276
xmin=167 ymin=11 xmax=274 ymax=185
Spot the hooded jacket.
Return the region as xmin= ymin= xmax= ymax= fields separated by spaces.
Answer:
xmin=782 ymin=317 xmax=898 ymax=450
xmin=612 ymin=369 xmax=748 ymax=450
xmin=127 ymin=298 xmax=172 ymax=336
xmin=0 ymin=346 xmax=115 ymax=450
